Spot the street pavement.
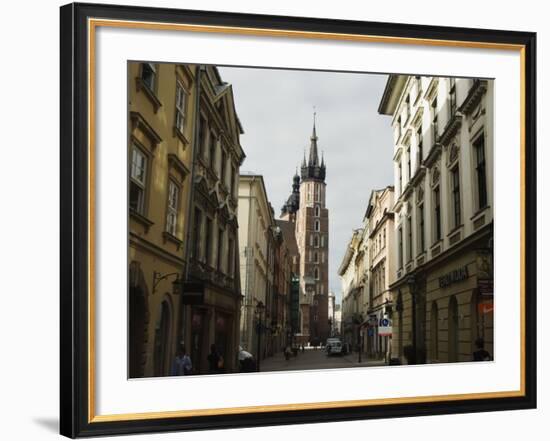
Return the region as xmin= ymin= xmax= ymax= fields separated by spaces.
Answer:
xmin=259 ymin=347 xmax=386 ymax=372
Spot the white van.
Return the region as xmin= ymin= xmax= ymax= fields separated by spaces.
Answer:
xmin=326 ymin=338 xmax=343 ymax=356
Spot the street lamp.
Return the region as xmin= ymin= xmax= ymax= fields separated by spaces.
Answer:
xmin=407 ymin=275 xmax=417 ymax=365
xmin=255 ymin=301 xmax=265 ymax=372
xmin=152 ymin=271 xmax=181 ymax=295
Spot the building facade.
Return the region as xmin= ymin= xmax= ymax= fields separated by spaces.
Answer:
xmin=379 ymin=75 xmax=494 ymax=364
xmin=275 ymin=219 xmax=301 ymax=347
xmin=364 ymin=187 xmax=395 ymax=361
xmin=238 ymin=174 xmax=275 ymax=362
xmin=280 ymin=120 xmax=330 ymax=346
xmin=128 ymin=62 xmax=198 ymax=378
xmin=296 ymin=123 xmax=330 ymax=346
xmin=339 ymin=229 xmax=364 ymax=350
xmin=184 ymin=65 xmax=245 ymax=374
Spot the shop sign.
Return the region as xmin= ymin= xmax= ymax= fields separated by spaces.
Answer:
xmin=478 ymin=279 xmax=494 ymax=296
xmin=378 ymin=317 xmax=392 ymax=336
xmin=181 ymin=282 xmax=205 ymax=305
xmin=438 ymin=265 xmax=469 ymax=288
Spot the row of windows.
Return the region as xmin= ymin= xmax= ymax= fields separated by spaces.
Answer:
xmin=197 ymin=116 xmax=238 ymax=197
xmin=370 ymin=226 xmax=387 ymax=260
xmin=192 ymin=207 xmax=235 ymax=276
xmin=140 ymin=63 xmax=190 ymax=139
xmin=130 ymin=144 xmax=183 ymax=237
xmin=397 ymin=134 xmax=488 ymax=269
xmin=308 ymin=250 xmax=326 ymax=264
xmin=397 ymin=78 xmax=460 ymax=196
xmin=309 ymin=234 xmax=326 ymax=248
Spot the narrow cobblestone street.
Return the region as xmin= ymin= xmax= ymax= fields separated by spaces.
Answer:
xmin=259 ymin=347 xmax=386 ymax=372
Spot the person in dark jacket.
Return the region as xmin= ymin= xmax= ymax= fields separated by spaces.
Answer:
xmin=207 ymin=344 xmax=224 ymax=373
xmin=472 ymin=337 xmax=492 ymax=361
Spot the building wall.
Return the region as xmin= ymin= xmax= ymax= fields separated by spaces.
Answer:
xmin=185 ymin=65 xmax=245 ymax=374
xmin=296 ymin=178 xmax=330 ymax=344
xmin=238 ymin=175 xmax=274 ymax=360
xmin=128 ymin=62 xmax=197 ymax=378
xmin=381 ymin=76 xmax=494 ymax=364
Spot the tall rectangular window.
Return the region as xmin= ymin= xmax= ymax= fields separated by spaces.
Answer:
xmin=407 ymin=146 xmax=411 ymax=181
xmin=227 ymin=238 xmax=234 ymax=276
xmin=209 ymin=133 xmax=217 ymax=170
xmin=141 ymin=63 xmax=156 ymax=91
xmin=451 ymin=166 xmax=461 ymax=228
xmin=220 ymin=149 xmax=227 ymax=186
xmin=230 ymin=165 xmax=236 ymax=197
xmin=130 ymin=146 xmax=147 ymax=215
xmin=175 ymin=81 xmax=187 ymax=133
xmin=166 ymin=180 xmax=179 ymax=235
xmin=398 ymin=227 xmax=403 ymax=268
xmin=417 ymin=125 xmax=423 ymax=168
xmin=198 ymin=117 xmax=206 ymax=157
xmin=205 ymin=218 xmax=213 ymax=265
xmin=434 ymin=187 xmax=441 ymax=241
xmin=449 ymin=78 xmax=457 ymax=117
xmin=431 ymin=97 xmax=438 ymax=143
xmin=474 ymin=135 xmax=488 ymax=209
xmin=407 ymin=216 xmax=412 ymax=262
xmin=217 ymin=229 xmax=224 ymax=271
xmin=398 ymin=162 xmax=402 ymax=194
xmin=396 ymin=116 xmax=402 ymax=139
xmin=193 ymin=208 xmax=202 ymax=259
xmin=418 ymin=202 xmax=425 ymax=252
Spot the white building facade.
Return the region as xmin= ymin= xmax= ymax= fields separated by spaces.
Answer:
xmin=379 ymin=76 xmax=494 ymax=364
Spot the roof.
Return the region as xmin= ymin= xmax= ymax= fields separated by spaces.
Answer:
xmin=378 ymin=74 xmax=408 ymax=115
xmin=275 ymin=219 xmax=299 ymax=257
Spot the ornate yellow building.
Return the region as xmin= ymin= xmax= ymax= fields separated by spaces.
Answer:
xmin=128 ymin=63 xmax=245 ymax=377
xmin=128 ymin=62 xmax=198 ymax=377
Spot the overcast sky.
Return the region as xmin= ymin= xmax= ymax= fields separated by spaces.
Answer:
xmin=218 ymin=66 xmax=394 ymax=304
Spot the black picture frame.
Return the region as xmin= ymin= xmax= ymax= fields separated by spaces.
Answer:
xmin=60 ymin=2 xmax=537 ymax=438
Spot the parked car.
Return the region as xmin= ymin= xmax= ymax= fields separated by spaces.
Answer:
xmin=325 ymin=338 xmax=343 ymax=356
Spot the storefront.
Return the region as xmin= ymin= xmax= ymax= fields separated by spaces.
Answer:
xmin=391 ymin=225 xmax=494 ymax=364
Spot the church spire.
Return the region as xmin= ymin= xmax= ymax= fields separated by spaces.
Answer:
xmin=301 ymin=111 xmax=326 ymax=182
xmin=308 ymin=111 xmax=319 ymax=166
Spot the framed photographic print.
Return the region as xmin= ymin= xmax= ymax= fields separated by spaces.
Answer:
xmin=60 ymin=2 xmax=537 ymax=438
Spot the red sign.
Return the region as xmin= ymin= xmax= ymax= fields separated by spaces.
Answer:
xmin=478 ymin=302 xmax=494 ymax=314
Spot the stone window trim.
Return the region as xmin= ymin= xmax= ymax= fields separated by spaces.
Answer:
xmin=129 ymin=112 xmax=162 ymax=150
xmin=135 ymin=63 xmax=162 ymax=113
xmin=173 ymin=79 xmax=190 ymax=144
xmin=129 ymin=142 xmax=152 ymax=219
xmin=164 ymin=177 xmax=181 ymax=238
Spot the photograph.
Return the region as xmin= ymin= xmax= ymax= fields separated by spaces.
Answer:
xmin=128 ymin=62 xmax=494 ymax=378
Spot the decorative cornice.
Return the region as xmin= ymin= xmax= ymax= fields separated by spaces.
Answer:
xmin=459 ymin=79 xmax=488 ymax=115
xmin=129 ymin=111 xmax=162 ymax=148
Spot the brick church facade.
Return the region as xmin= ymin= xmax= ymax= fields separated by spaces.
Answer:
xmin=281 ymin=118 xmax=330 ymax=346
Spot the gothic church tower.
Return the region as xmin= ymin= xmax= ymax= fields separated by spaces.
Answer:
xmin=294 ymin=118 xmax=329 ymax=345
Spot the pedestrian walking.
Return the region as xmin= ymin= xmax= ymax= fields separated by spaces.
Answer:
xmin=207 ymin=344 xmax=224 ymax=374
xmin=171 ymin=345 xmax=192 ymax=376
xmin=472 ymin=337 xmax=492 ymax=361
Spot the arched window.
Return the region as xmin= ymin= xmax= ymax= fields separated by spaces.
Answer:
xmin=314 ymin=252 xmax=319 ymax=263
xmin=430 ymin=301 xmax=439 ymax=362
xmin=314 ymin=235 xmax=319 ymax=247
xmin=315 ymin=205 xmax=320 ymax=217
xmin=314 ymin=267 xmax=319 ymax=280
xmin=314 ymin=219 xmax=320 ymax=232
xmin=448 ymin=296 xmax=459 ymax=362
